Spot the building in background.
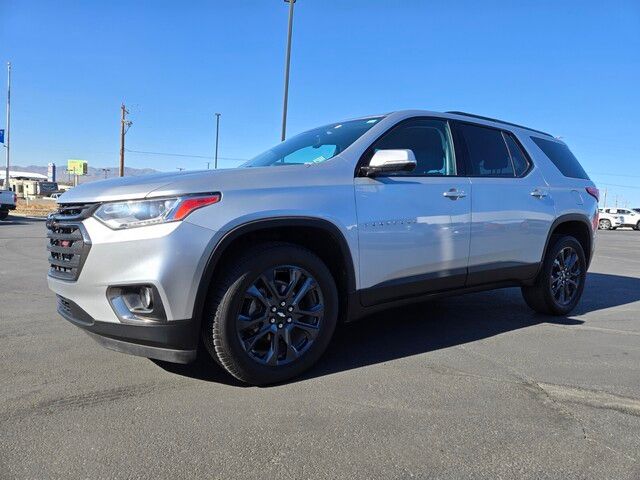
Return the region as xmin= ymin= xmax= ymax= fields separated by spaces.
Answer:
xmin=0 ymin=170 xmax=59 ymax=198
xmin=47 ymin=163 xmax=57 ymax=182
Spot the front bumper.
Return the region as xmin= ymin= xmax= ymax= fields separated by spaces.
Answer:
xmin=47 ymin=216 xmax=222 ymax=363
xmin=56 ymin=295 xmax=197 ymax=363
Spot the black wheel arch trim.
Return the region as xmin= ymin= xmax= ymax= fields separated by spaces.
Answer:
xmin=538 ymin=213 xmax=594 ymax=274
xmin=191 ymin=216 xmax=357 ymax=331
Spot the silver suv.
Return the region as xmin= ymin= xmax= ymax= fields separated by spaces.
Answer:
xmin=47 ymin=110 xmax=598 ymax=385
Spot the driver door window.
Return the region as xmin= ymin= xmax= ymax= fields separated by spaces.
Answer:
xmin=368 ymin=119 xmax=457 ymax=176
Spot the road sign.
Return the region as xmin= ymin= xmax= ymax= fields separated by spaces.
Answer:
xmin=67 ymin=159 xmax=88 ymax=175
xmin=0 ymin=129 xmax=4 ymax=144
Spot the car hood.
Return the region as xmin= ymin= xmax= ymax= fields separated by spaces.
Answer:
xmin=57 ymin=163 xmax=342 ymax=204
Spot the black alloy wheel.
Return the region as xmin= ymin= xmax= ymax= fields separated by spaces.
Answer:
xmin=236 ymin=265 xmax=324 ymax=366
xmin=202 ymin=242 xmax=338 ymax=385
xmin=549 ymin=246 xmax=582 ymax=306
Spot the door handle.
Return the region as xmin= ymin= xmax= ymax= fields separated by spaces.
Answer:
xmin=443 ymin=189 xmax=466 ymax=200
xmin=530 ymin=189 xmax=548 ymax=199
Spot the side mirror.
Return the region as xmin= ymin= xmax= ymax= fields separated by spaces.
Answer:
xmin=361 ymin=149 xmax=417 ymax=177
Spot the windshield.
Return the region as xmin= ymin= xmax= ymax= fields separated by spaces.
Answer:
xmin=242 ymin=117 xmax=383 ymax=167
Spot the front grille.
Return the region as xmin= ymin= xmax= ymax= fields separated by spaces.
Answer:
xmin=46 ymin=203 xmax=97 ymax=281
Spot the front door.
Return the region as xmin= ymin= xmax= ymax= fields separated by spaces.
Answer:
xmin=355 ymin=117 xmax=471 ymax=306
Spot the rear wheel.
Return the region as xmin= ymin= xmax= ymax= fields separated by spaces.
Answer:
xmin=202 ymin=243 xmax=338 ymax=385
xmin=0 ymin=210 xmax=8 ymax=221
xmin=635 ymin=221 xmax=640 ymax=231
xmin=598 ymin=218 xmax=611 ymax=230
xmin=521 ymin=235 xmax=586 ymax=315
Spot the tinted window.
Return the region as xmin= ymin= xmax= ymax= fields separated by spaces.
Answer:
xmin=370 ymin=118 xmax=456 ymax=175
xmin=531 ymin=137 xmax=589 ymax=179
xmin=458 ymin=124 xmax=514 ymax=177
xmin=503 ymin=133 xmax=529 ymax=176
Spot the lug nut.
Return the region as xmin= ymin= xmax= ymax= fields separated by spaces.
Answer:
xmin=271 ymin=306 xmax=277 ymax=312
xmin=287 ymin=306 xmax=293 ymax=312
xmin=287 ymin=318 xmax=292 ymax=323
xmin=280 ymin=301 xmax=286 ymax=307
xmin=270 ymin=318 xmax=275 ymax=324
xmin=278 ymin=323 xmax=283 ymax=328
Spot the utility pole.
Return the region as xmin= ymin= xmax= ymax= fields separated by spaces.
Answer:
xmin=4 ymin=62 xmax=11 ymax=190
xmin=214 ymin=113 xmax=221 ymax=169
xmin=119 ymin=104 xmax=132 ymax=177
xmin=281 ymin=0 xmax=296 ymax=141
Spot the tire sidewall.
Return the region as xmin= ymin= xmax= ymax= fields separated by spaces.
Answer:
xmin=213 ymin=245 xmax=338 ymax=384
xmin=541 ymin=236 xmax=586 ymax=315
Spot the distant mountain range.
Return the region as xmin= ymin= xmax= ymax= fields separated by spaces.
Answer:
xmin=12 ymin=165 xmax=161 ymax=184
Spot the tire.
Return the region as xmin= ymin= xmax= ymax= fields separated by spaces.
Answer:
xmin=521 ymin=235 xmax=586 ymax=316
xmin=635 ymin=221 xmax=640 ymax=231
xmin=598 ymin=219 xmax=611 ymax=230
xmin=201 ymin=242 xmax=338 ymax=385
xmin=0 ymin=210 xmax=8 ymax=221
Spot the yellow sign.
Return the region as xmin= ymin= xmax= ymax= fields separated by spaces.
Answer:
xmin=67 ymin=159 xmax=88 ymax=175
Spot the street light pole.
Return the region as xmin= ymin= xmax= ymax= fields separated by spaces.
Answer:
xmin=214 ymin=113 xmax=221 ymax=169
xmin=4 ymin=62 xmax=11 ymax=190
xmin=281 ymin=0 xmax=295 ymax=142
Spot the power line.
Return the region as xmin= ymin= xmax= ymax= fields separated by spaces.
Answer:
xmin=591 ymin=172 xmax=640 ymax=179
xmin=597 ymin=182 xmax=640 ymax=190
xmin=124 ymin=148 xmax=247 ymax=162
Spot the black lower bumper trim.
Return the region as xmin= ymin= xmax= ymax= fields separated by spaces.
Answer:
xmin=57 ymin=296 xmax=198 ymax=364
xmin=84 ymin=331 xmax=196 ymax=364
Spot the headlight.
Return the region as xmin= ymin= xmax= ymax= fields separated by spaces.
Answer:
xmin=93 ymin=193 xmax=221 ymax=230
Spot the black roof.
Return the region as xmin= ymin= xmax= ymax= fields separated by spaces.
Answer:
xmin=446 ymin=111 xmax=553 ymax=138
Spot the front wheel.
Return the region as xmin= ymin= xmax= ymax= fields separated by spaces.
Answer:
xmin=521 ymin=235 xmax=586 ymax=315
xmin=635 ymin=221 xmax=640 ymax=231
xmin=202 ymin=243 xmax=338 ymax=385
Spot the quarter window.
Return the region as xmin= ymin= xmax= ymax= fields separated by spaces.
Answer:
xmin=368 ymin=118 xmax=457 ymax=176
xmin=530 ymin=137 xmax=590 ymax=180
xmin=458 ymin=123 xmax=514 ymax=177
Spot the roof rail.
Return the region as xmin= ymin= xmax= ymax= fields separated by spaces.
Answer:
xmin=445 ymin=111 xmax=553 ymax=137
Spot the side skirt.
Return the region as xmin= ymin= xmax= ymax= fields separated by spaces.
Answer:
xmin=348 ymin=262 xmax=540 ymax=321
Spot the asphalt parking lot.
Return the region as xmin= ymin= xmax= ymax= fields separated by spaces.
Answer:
xmin=1 ymin=216 xmax=639 ymax=479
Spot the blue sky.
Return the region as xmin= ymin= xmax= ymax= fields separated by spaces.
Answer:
xmin=1 ymin=0 xmax=639 ymax=205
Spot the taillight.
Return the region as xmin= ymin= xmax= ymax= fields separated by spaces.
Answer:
xmin=585 ymin=186 xmax=599 ymax=202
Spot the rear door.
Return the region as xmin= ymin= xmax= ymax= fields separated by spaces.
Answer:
xmin=452 ymin=122 xmax=556 ymax=285
xmin=355 ymin=117 xmax=471 ymax=306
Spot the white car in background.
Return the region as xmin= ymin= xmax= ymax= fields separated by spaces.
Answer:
xmin=601 ymin=208 xmax=640 ymax=230
xmin=598 ymin=209 xmax=623 ymax=230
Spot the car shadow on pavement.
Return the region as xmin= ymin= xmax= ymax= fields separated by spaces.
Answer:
xmin=152 ymin=272 xmax=639 ymax=387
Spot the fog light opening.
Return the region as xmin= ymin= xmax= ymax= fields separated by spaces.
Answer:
xmin=140 ymin=286 xmax=153 ymax=310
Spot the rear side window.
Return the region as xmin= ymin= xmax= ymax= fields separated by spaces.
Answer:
xmin=457 ymin=123 xmax=514 ymax=177
xmin=531 ymin=137 xmax=590 ymax=179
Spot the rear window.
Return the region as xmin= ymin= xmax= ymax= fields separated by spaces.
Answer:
xmin=531 ymin=137 xmax=589 ymax=180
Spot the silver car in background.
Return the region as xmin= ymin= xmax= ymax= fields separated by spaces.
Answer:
xmin=47 ymin=110 xmax=599 ymax=385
